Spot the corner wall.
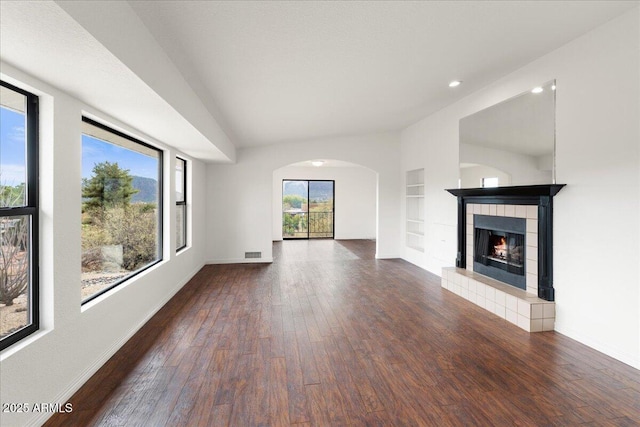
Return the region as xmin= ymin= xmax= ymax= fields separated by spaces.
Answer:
xmin=401 ymin=9 xmax=640 ymax=368
xmin=0 ymin=63 xmax=207 ymax=427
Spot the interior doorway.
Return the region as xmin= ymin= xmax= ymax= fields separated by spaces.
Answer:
xmin=282 ymin=180 xmax=334 ymax=239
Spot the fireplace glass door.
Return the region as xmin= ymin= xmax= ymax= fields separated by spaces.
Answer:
xmin=475 ymin=230 xmax=525 ymax=276
xmin=473 ymin=214 xmax=527 ymax=290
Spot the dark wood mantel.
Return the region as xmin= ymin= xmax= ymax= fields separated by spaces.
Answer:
xmin=446 ymin=184 xmax=566 ymax=199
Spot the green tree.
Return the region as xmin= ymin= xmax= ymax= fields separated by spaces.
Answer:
xmin=0 ymin=183 xmax=25 ymax=207
xmin=283 ymin=213 xmax=300 ymax=236
xmin=82 ymin=162 xmax=138 ymax=211
xmin=283 ymin=195 xmax=305 ymax=210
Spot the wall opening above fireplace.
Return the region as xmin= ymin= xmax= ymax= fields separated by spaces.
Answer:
xmin=473 ymin=214 xmax=526 ymax=290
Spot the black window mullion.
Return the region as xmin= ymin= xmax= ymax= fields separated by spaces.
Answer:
xmin=26 ymin=91 xmax=39 ymax=209
xmin=176 ymin=157 xmax=187 ymax=252
xmin=157 ymin=149 xmax=164 ymax=258
xmin=0 ymin=206 xmax=37 ymax=216
xmin=307 ymin=181 xmax=311 ymax=240
xmin=0 ymin=80 xmax=39 ymax=351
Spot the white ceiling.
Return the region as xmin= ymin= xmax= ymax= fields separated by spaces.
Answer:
xmin=129 ymin=0 xmax=636 ymax=148
xmin=1 ymin=1 xmax=637 ymax=161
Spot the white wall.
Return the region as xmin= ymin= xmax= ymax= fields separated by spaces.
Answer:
xmin=206 ymin=132 xmax=401 ymax=264
xmin=401 ymin=8 xmax=640 ymax=368
xmin=0 ymin=63 xmax=207 ymax=427
xmin=272 ymin=166 xmax=377 ymax=241
xmin=401 ymin=113 xmax=458 ymax=273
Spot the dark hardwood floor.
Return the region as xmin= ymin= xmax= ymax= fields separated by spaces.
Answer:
xmin=45 ymin=240 xmax=640 ymax=426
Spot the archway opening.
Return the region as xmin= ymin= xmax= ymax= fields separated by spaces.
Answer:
xmin=272 ymin=159 xmax=378 ymax=247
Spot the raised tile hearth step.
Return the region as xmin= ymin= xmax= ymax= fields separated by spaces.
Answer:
xmin=441 ymin=267 xmax=555 ymax=332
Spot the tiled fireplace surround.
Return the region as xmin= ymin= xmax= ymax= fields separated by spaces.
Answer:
xmin=443 ymin=185 xmax=564 ymax=332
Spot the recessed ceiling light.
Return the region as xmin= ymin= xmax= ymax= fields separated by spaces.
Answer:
xmin=311 ymin=160 xmax=324 ymax=167
xmin=531 ymin=87 xmax=544 ymax=94
xmin=551 ymin=84 xmax=556 ymax=91
xmin=449 ymin=80 xmax=462 ymax=88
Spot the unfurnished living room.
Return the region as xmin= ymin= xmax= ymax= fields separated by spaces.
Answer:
xmin=0 ymin=1 xmax=639 ymax=426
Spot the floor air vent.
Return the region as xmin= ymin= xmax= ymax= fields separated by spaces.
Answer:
xmin=245 ymin=251 xmax=262 ymax=259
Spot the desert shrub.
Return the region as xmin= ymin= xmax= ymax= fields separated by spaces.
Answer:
xmin=103 ymin=205 xmax=157 ymax=271
xmin=283 ymin=194 xmax=305 ymax=210
xmin=0 ymin=217 xmax=28 ymax=306
xmin=81 ymin=247 xmax=105 ymax=272
xmin=81 ymin=223 xmax=110 ymax=272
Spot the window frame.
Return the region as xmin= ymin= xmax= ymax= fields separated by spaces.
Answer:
xmin=282 ymin=179 xmax=335 ymax=240
xmin=80 ymin=116 xmax=164 ymax=305
xmin=0 ymin=80 xmax=39 ymax=351
xmin=175 ymin=156 xmax=187 ymax=252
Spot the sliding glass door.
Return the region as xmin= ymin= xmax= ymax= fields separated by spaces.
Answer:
xmin=282 ymin=180 xmax=334 ymax=239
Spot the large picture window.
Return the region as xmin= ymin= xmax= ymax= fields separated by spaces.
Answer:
xmin=175 ymin=157 xmax=187 ymax=252
xmin=0 ymin=81 xmax=39 ymax=350
xmin=81 ymin=118 xmax=162 ymax=303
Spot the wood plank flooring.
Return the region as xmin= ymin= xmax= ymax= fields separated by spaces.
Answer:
xmin=45 ymin=240 xmax=640 ymax=426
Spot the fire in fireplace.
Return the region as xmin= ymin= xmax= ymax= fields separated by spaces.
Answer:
xmin=477 ymin=231 xmax=524 ymax=273
xmin=473 ymin=215 xmax=526 ymax=290
xmin=491 ymin=235 xmax=508 ymax=259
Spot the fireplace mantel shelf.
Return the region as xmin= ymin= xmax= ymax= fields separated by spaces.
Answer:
xmin=446 ymin=184 xmax=566 ymax=198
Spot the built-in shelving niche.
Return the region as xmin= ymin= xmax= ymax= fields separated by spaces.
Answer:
xmin=406 ymin=169 xmax=424 ymax=252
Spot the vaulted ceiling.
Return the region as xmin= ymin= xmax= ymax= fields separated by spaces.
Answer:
xmin=1 ymin=1 xmax=636 ymax=162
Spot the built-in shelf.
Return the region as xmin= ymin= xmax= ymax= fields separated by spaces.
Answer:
xmin=406 ymin=169 xmax=425 ymax=252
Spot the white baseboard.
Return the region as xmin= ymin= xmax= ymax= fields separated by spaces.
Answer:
xmin=375 ymin=253 xmax=400 ymax=259
xmin=554 ymin=324 xmax=640 ymax=370
xmin=32 ymin=263 xmax=204 ymax=427
xmin=402 ymin=256 xmax=426 ymax=269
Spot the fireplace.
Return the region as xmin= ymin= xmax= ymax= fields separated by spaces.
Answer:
xmin=442 ymin=185 xmax=565 ymax=332
xmin=446 ymin=184 xmax=565 ymax=301
xmin=473 ymin=215 xmax=526 ymax=290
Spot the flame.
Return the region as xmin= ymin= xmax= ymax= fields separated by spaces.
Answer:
xmin=494 ymin=236 xmax=507 ymax=257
